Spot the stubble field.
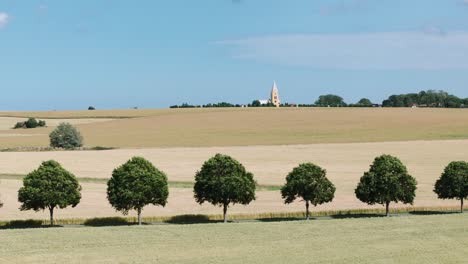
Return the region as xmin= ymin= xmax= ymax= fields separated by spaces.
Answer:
xmin=1 ymin=107 xmax=467 ymax=264
xmin=0 ymin=108 xmax=467 ymax=221
xmin=0 ymin=139 xmax=466 ymax=220
xmin=1 ymin=107 xmax=468 ymax=148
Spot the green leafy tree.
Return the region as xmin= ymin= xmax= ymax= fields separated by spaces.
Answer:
xmin=194 ymin=154 xmax=256 ymax=223
xmin=107 ymin=157 xmax=169 ymax=225
xmin=315 ymin=94 xmax=347 ymax=107
xmin=356 ymin=98 xmax=373 ymax=107
xmin=251 ymin=100 xmax=261 ymax=107
xmin=281 ymin=163 xmax=336 ymax=220
xmin=38 ymin=120 xmax=46 ymax=127
xmin=382 ymin=90 xmax=464 ymax=108
xmin=49 ymin=122 xmax=83 ymax=149
xmin=18 ymin=160 xmax=82 ymax=226
xmin=434 ymin=161 xmax=468 ymax=213
xmin=25 ymin=117 xmax=39 ymax=128
xmin=13 ymin=118 xmax=46 ymax=129
xmin=355 ymin=155 xmax=417 ymax=216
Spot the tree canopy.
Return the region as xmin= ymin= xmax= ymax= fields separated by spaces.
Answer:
xmin=356 ymin=98 xmax=373 ymax=107
xmin=18 ymin=160 xmax=82 ymax=225
xmin=382 ymin=90 xmax=467 ymax=108
xmin=49 ymin=122 xmax=83 ymax=149
xmin=434 ymin=161 xmax=468 ymax=213
xmin=281 ymin=163 xmax=335 ymax=220
xmin=107 ymin=157 xmax=169 ymax=225
xmin=355 ymin=155 xmax=417 ymax=216
xmin=315 ymin=94 xmax=347 ymax=107
xmin=194 ymin=154 xmax=256 ymax=223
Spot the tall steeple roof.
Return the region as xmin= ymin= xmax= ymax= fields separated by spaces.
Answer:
xmin=272 ymin=81 xmax=278 ymax=92
xmin=270 ymin=81 xmax=280 ymax=107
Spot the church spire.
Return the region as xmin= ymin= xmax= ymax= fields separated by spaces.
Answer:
xmin=271 ymin=81 xmax=280 ymax=107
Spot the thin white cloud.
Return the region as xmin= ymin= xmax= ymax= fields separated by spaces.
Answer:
xmin=0 ymin=12 xmax=9 ymax=28
xmin=217 ymin=31 xmax=468 ymax=70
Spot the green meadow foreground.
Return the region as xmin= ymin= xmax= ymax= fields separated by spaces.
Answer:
xmin=1 ymin=214 xmax=467 ymax=264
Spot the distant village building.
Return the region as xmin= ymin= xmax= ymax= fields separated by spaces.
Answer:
xmin=271 ymin=81 xmax=281 ymax=107
xmin=257 ymin=81 xmax=281 ymax=107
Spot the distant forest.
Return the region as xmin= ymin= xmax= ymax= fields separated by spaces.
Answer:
xmin=170 ymin=90 xmax=468 ymax=109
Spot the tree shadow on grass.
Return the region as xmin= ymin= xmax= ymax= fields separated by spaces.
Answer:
xmin=257 ymin=217 xmax=305 ymax=222
xmin=408 ymin=211 xmax=459 ymax=216
xmin=0 ymin=220 xmax=62 ymax=230
xmin=164 ymin=214 xmax=222 ymax=225
xmin=330 ymin=213 xmax=385 ymax=219
xmin=84 ymin=217 xmax=135 ymax=227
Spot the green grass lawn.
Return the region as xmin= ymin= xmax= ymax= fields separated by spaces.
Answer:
xmin=1 ymin=214 xmax=466 ymax=264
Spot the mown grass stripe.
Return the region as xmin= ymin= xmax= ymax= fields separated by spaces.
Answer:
xmin=0 ymin=206 xmax=461 ymax=228
xmin=0 ymin=174 xmax=281 ymax=190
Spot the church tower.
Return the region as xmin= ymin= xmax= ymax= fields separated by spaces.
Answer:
xmin=271 ymin=81 xmax=281 ymax=107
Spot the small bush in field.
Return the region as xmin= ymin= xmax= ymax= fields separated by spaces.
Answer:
xmin=13 ymin=118 xmax=46 ymax=129
xmin=49 ymin=123 xmax=83 ymax=149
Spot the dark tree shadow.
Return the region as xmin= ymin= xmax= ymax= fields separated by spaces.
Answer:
xmin=409 ymin=211 xmax=459 ymax=216
xmin=164 ymin=214 xmax=219 ymax=224
xmin=84 ymin=217 xmax=134 ymax=227
xmin=257 ymin=217 xmax=305 ymax=222
xmin=0 ymin=220 xmax=62 ymax=230
xmin=330 ymin=213 xmax=385 ymax=219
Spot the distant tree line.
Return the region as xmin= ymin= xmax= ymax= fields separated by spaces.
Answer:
xmin=170 ymin=102 xmax=243 ymax=108
xmin=168 ymin=90 xmax=468 ymax=109
xmin=2 ymin=153 xmax=466 ymax=226
xmin=382 ymin=90 xmax=468 ymax=108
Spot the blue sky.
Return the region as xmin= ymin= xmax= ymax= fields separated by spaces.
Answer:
xmin=1 ymin=0 xmax=468 ymax=110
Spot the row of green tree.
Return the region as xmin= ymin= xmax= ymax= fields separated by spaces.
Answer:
xmin=170 ymin=102 xmax=243 ymax=108
xmin=3 ymin=154 xmax=466 ymax=226
xmin=168 ymin=90 xmax=468 ymax=108
xmin=295 ymin=90 xmax=468 ymax=108
xmin=382 ymin=90 xmax=468 ymax=108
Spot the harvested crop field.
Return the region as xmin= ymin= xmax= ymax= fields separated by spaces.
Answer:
xmin=1 ymin=214 xmax=467 ymax=264
xmin=1 ymin=108 xmax=468 ymax=148
xmin=0 ymin=117 xmax=114 ymax=131
xmin=0 ymin=140 xmax=465 ymax=220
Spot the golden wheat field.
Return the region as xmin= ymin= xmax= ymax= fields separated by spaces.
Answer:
xmin=0 ymin=108 xmax=467 ymax=221
xmin=0 ymin=139 xmax=465 ymax=221
xmin=1 ymin=108 xmax=468 ymax=148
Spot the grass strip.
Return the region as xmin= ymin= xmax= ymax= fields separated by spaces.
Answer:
xmin=0 ymin=206 xmax=461 ymax=228
xmin=0 ymin=174 xmax=281 ymax=190
xmin=0 ymin=146 xmax=116 ymax=152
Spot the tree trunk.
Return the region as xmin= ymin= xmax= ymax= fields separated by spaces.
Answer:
xmin=385 ymin=201 xmax=390 ymax=217
xmin=49 ymin=207 xmax=54 ymax=226
xmin=223 ymin=203 xmax=228 ymax=223
xmin=137 ymin=208 xmax=142 ymax=226
xmin=306 ymin=201 xmax=310 ymax=220
xmin=461 ymin=198 xmax=464 ymax=214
